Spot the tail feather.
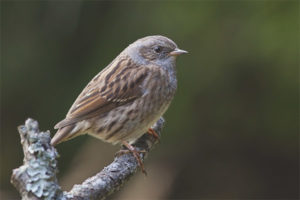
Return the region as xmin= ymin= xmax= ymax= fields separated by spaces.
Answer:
xmin=51 ymin=125 xmax=76 ymax=146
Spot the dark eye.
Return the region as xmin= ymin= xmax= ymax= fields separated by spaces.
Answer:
xmin=154 ymin=46 xmax=162 ymax=53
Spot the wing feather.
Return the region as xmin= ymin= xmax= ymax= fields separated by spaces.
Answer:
xmin=55 ymin=58 xmax=149 ymax=129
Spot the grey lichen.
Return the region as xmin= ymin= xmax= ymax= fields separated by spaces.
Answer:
xmin=11 ymin=117 xmax=164 ymax=200
xmin=11 ymin=118 xmax=63 ymax=200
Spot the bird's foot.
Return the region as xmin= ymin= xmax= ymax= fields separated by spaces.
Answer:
xmin=148 ymin=128 xmax=160 ymax=142
xmin=115 ymin=141 xmax=147 ymax=175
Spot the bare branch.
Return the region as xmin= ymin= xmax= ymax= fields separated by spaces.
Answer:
xmin=11 ymin=118 xmax=164 ymax=200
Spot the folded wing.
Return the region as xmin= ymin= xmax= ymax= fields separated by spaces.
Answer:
xmin=55 ymin=61 xmax=149 ymax=129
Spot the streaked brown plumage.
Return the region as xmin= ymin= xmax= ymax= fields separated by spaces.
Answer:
xmin=51 ymin=35 xmax=187 ymax=146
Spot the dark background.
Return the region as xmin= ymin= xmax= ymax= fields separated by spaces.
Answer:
xmin=1 ymin=1 xmax=299 ymax=199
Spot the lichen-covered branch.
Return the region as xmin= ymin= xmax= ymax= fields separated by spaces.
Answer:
xmin=11 ymin=118 xmax=164 ymax=200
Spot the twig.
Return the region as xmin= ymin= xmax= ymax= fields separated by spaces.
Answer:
xmin=11 ymin=117 xmax=164 ymax=200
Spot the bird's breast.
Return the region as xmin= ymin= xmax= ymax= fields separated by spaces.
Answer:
xmin=142 ymin=67 xmax=177 ymax=111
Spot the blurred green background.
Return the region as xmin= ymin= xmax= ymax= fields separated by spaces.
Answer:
xmin=1 ymin=1 xmax=299 ymax=199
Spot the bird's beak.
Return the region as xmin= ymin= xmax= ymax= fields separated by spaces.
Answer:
xmin=169 ymin=48 xmax=188 ymax=56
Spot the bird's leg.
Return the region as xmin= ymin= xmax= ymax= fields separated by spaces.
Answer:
xmin=115 ymin=141 xmax=147 ymax=175
xmin=148 ymin=128 xmax=160 ymax=141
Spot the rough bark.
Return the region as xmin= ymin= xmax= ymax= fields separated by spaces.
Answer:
xmin=11 ymin=117 xmax=164 ymax=200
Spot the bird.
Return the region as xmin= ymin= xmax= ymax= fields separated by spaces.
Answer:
xmin=51 ymin=35 xmax=187 ymax=170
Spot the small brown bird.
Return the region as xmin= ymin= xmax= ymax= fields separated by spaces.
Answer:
xmin=51 ymin=35 xmax=187 ymax=152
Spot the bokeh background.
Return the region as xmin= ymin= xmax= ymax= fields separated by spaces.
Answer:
xmin=1 ymin=1 xmax=299 ymax=199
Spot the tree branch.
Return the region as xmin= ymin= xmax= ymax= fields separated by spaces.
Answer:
xmin=11 ymin=117 xmax=165 ymax=200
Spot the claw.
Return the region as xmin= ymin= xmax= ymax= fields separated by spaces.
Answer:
xmin=115 ymin=141 xmax=147 ymax=175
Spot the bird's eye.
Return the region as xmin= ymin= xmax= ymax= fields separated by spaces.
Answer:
xmin=154 ymin=46 xmax=162 ymax=53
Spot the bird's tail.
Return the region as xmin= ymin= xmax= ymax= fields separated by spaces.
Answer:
xmin=51 ymin=125 xmax=77 ymax=146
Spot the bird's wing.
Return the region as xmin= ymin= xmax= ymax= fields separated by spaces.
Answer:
xmin=54 ymin=57 xmax=149 ymax=129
